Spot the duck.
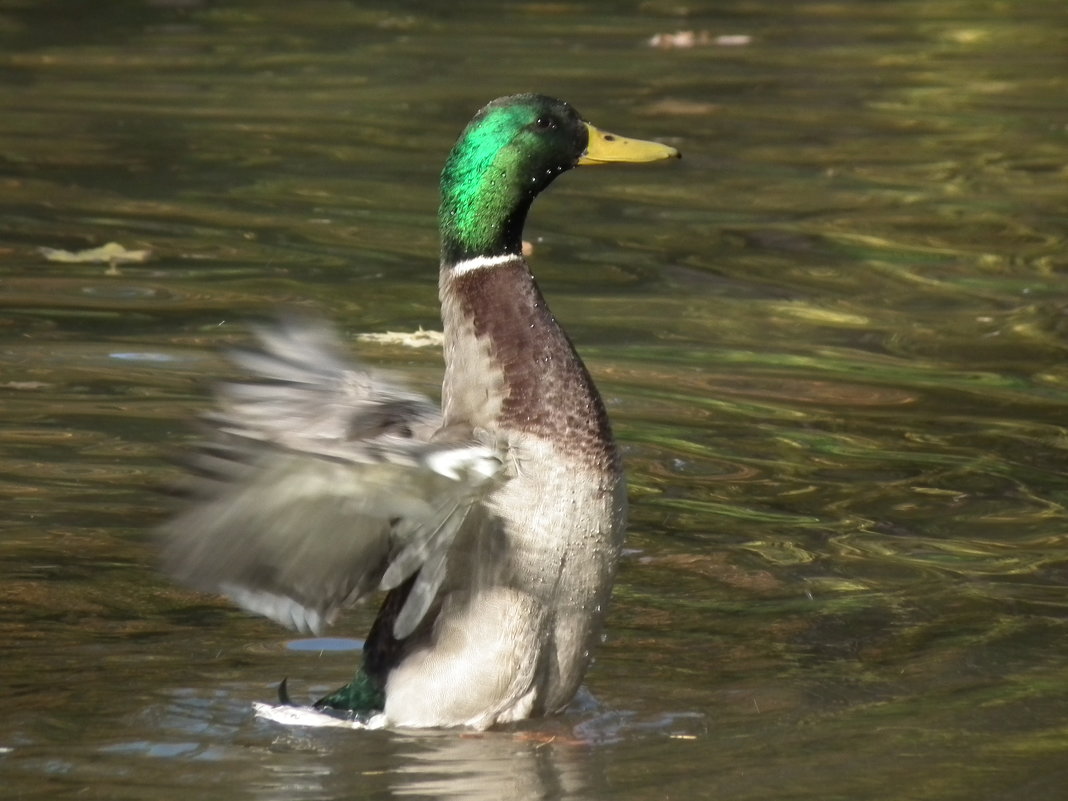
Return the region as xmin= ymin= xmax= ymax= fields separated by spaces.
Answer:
xmin=160 ymin=94 xmax=680 ymax=730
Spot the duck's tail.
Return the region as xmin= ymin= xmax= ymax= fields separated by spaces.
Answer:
xmin=313 ymin=666 xmax=385 ymax=713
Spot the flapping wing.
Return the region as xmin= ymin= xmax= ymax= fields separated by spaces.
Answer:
xmin=159 ymin=318 xmax=503 ymax=638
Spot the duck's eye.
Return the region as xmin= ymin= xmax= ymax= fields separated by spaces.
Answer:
xmin=534 ymin=116 xmax=558 ymax=131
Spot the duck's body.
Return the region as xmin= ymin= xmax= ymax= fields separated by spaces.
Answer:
xmin=161 ymin=95 xmax=679 ymax=729
xmin=376 ymin=254 xmax=626 ymax=727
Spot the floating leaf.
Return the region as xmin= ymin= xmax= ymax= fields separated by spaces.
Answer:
xmin=355 ymin=327 xmax=443 ymax=348
xmin=38 ymin=242 xmax=151 ymax=264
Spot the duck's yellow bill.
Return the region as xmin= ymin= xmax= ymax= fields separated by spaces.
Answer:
xmin=578 ymin=122 xmax=681 ymax=165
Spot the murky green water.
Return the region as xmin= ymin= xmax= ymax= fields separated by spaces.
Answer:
xmin=2 ymin=1 xmax=1067 ymax=798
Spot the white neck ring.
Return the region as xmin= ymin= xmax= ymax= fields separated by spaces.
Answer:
xmin=449 ymin=253 xmax=516 ymax=276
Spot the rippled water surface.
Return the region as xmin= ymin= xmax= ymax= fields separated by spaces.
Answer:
xmin=2 ymin=1 xmax=1068 ymax=799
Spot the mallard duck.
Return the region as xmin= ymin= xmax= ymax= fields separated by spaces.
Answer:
xmin=161 ymin=94 xmax=680 ymax=730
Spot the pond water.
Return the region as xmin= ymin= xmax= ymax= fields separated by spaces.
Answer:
xmin=2 ymin=1 xmax=1068 ymax=799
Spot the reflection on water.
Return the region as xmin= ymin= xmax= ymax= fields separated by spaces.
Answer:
xmin=9 ymin=681 xmax=703 ymax=800
xmin=2 ymin=0 xmax=1068 ymax=799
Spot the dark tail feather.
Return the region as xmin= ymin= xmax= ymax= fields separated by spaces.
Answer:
xmin=277 ymin=677 xmax=293 ymax=706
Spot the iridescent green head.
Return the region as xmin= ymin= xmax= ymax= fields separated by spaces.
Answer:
xmin=439 ymin=94 xmax=680 ymax=265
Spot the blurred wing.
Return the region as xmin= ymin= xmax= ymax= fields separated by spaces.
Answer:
xmin=159 ymin=318 xmax=503 ymax=638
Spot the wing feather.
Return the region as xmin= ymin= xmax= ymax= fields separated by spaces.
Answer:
xmin=160 ymin=317 xmax=503 ymax=637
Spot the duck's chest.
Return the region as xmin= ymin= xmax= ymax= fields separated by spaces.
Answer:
xmin=439 ymin=260 xmax=619 ymax=473
xmin=439 ymin=258 xmax=625 ymax=586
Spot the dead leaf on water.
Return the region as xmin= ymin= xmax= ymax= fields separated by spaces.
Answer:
xmin=638 ymin=98 xmax=722 ymax=116
xmin=38 ymin=242 xmax=152 ymax=265
xmin=356 ymin=327 xmax=443 ymax=348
